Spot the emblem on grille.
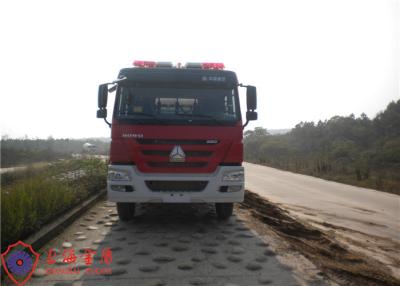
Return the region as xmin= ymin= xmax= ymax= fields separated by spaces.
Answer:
xmin=169 ymin=145 xmax=185 ymax=162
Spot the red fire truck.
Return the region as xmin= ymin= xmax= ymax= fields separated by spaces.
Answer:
xmin=97 ymin=61 xmax=257 ymax=220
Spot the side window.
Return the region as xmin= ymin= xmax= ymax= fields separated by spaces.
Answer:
xmin=118 ymin=87 xmax=130 ymax=115
xmin=224 ymin=89 xmax=236 ymax=118
xmin=118 ymin=88 xmax=152 ymax=115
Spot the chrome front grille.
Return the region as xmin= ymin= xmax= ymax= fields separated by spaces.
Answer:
xmin=137 ymin=138 xmax=217 ymax=170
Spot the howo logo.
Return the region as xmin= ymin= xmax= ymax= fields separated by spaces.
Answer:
xmin=169 ymin=145 xmax=185 ymax=162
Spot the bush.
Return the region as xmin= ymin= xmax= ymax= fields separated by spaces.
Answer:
xmin=1 ymin=158 xmax=107 ymax=250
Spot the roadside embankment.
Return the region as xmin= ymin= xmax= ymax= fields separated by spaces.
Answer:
xmin=237 ymin=190 xmax=400 ymax=286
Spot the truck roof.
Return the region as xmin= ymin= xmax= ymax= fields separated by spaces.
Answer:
xmin=118 ymin=68 xmax=238 ymax=87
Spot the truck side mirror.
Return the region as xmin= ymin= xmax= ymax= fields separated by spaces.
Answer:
xmin=97 ymin=109 xmax=107 ymax=118
xmin=98 ymin=84 xmax=108 ymax=108
xmin=246 ymin=111 xmax=258 ymax=121
xmin=246 ymin=86 xmax=257 ymax=111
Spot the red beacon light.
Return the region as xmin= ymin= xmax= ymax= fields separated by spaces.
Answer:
xmin=201 ymin=62 xmax=225 ymax=70
xmin=185 ymin=62 xmax=225 ymax=70
xmin=133 ymin=60 xmax=157 ymax=68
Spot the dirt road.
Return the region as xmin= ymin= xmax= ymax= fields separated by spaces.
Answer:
xmin=244 ymin=162 xmax=400 ymax=283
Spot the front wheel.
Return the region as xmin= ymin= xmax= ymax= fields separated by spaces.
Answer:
xmin=215 ymin=203 xmax=233 ymax=219
xmin=116 ymin=202 xmax=135 ymax=221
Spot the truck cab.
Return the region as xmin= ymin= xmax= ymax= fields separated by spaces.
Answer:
xmin=97 ymin=61 xmax=257 ymax=220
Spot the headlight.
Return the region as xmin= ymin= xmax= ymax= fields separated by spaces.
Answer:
xmin=222 ymin=170 xmax=244 ymax=182
xmin=108 ymin=170 xmax=130 ymax=181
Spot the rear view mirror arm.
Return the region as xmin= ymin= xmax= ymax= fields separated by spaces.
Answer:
xmin=238 ymin=83 xmax=258 ymax=129
xmin=97 ymin=77 xmax=126 ymax=128
xmin=104 ymin=118 xmax=111 ymax=128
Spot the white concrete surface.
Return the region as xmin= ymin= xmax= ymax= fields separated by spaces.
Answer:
xmin=245 ymin=162 xmax=400 ymax=240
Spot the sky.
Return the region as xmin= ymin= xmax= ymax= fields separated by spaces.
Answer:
xmin=0 ymin=0 xmax=399 ymax=139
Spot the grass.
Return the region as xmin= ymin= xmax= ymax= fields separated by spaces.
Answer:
xmin=1 ymin=158 xmax=107 ymax=250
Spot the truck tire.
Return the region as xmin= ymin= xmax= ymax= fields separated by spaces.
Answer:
xmin=215 ymin=203 xmax=233 ymax=219
xmin=116 ymin=202 xmax=135 ymax=221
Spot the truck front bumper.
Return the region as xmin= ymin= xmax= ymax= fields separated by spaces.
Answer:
xmin=107 ymin=165 xmax=244 ymax=203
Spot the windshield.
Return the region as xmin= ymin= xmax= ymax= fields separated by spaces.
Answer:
xmin=114 ymin=87 xmax=240 ymax=125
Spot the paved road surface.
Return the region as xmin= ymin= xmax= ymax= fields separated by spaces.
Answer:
xmin=244 ymin=162 xmax=400 ymax=240
xmin=0 ymin=166 xmax=27 ymax=174
xmin=24 ymin=202 xmax=299 ymax=286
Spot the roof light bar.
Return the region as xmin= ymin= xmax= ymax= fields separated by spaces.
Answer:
xmin=185 ymin=62 xmax=225 ymax=70
xmin=202 ymin=62 xmax=225 ymax=70
xmin=133 ymin=61 xmax=225 ymax=69
xmin=133 ymin=60 xmax=156 ymax=68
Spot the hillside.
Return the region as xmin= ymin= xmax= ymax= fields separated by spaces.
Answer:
xmin=244 ymin=100 xmax=400 ymax=194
